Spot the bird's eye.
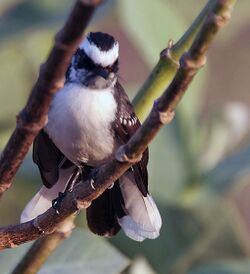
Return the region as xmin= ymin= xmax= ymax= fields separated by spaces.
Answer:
xmin=109 ymin=59 xmax=119 ymax=73
xmin=74 ymin=50 xmax=95 ymax=70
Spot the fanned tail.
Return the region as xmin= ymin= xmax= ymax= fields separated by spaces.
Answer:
xmin=86 ymin=170 xmax=162 ymax=241
xmin=118 ymin=170 xmax=162 ymax=241
xmin=22 ymin=167 xmax=162 ymax=242
xmin=86 ymin=182 xmax=123 ymax=237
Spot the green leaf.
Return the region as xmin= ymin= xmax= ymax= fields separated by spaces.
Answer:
xmin=0 ymin=0 xmax=70 ymax=40
xmin=147 ymin=68 xmax=207 ymax=202
xmin=0 ymin=28 xmax=53 ymax=148
xmin=203 ymin=144 xmax=250 ymax=194
xmin=148 ymin=125 xmax=191 ymax=203
xmin=0 ymin=229 xmax=129 ymax=274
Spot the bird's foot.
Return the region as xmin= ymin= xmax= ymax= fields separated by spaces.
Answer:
xmin=66 ymin=168 xmax=82 ymax=192
xmin=52 ymin=192 xmax=67 ymax=215
xmin=52 ymin=166 xmax=83 ymax=215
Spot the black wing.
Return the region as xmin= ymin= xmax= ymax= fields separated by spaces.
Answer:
xmin=86 ymin=82 xmax=149 ymax=237
xmin=33 ymin=130 xmax=73 ymax=188
xmin=114 ymin=82 xmax=149 ymax=196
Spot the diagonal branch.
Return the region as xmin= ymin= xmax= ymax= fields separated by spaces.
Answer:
xmin=0 ymin=0 xmax=103 ymax=198
xmin=11 ymin=217 xmax=75 ymax=274
xmin=133 ymin=0 xmax=215 ymax=120
xmin=0 ymin=0 xmax=236 ymax=250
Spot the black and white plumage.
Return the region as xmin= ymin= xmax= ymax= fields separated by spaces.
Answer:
xmin=21 ymin=32 xmax=162 ymax=241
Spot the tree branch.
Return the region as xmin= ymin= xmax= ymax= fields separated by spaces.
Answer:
xmin=11 ymin=217 xmax=75 ymax=274
xmin=0 ymin=0 xmax=236 ymax=250
xmin=0 ymin=0 xmax=102 ymax=271
xmin=13 ymin=167 xmax=90 ymax=274
xmin=0 ymin=0 xmax=103 ymax=198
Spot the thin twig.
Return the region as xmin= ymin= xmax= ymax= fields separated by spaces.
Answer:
xmin=0 ymin=0 xmax=103 ymax=197
xmin=0 ymin=0 xmax=235 ymax=249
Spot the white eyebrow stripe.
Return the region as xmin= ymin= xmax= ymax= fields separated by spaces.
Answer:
xmin=80 ymin=39 xmax=119 ymax=67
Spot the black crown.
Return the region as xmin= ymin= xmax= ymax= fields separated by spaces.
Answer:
xmin=88 ymin=32 xmax=116 ymax=52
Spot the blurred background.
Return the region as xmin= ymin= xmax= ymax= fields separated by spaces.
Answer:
xmin=0 ymin=0 xmax=250 ymax=273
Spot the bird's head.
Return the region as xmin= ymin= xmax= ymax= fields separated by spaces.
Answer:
xmin=67 ymin=32 xmax=119 ymax=89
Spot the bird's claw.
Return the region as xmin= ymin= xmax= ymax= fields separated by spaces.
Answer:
xmin=90 ymin=178 xmax=95 ymax=190
xmin=52 ymin=192 xmax=67 ymax=215
xmin=89 ymin=168 xmax=98 ymax=190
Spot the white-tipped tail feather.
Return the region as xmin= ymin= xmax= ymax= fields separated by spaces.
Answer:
xmin=21 ymin=168 xmax=162 ymax=242
xmin=118 ymin=171 xmax=162 ymax=241
xmin=20 ymin=166 xmax=74 ymax=223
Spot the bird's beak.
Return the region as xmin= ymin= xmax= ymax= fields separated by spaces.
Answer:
xmin=95 ymin=68 xmax=110 ymax=80
xmin=86 ymin=68 xmax=116 ymax=89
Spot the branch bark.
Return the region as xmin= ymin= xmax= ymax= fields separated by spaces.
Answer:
xmin=0 ymin=0 xmax=236 ymax=250
xmin=11 ymin=217 xmax=75 ymax=274
xmin=0 ymin=0 xmax=102 ymax=272
xmin=0 ymin=0 xmax=103 ymax=197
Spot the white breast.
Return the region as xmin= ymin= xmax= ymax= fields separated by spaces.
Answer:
xmin=45 ymin=83 xmax=117 ymax=166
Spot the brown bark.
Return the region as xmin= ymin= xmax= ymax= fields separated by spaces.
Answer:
xmin=11 ymin=217 xmax=75 ymax=274
xmin=0 ymin=0 xmax=103 ymax=197
xmin=0 ymin=0 xmax=234 ymax=249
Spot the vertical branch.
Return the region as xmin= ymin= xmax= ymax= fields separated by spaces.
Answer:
xmin=0 ymin=0 xmax=103 ymax=197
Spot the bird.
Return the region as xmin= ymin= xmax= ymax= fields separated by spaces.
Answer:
xmin=21 ymin=32 xmax=162 ymax=241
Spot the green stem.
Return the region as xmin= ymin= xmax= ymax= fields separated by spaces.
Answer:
xmin=171 ymin=0 xmax=215 ymax=60
xmin=178 ymin=0 xmax=237 ymax=197
xmin=133 ymin=54 xmax=178 ymax=121
xmin=133 ymin=0 xmax=215 ymax=121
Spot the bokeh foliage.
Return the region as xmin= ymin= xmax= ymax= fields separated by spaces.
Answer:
xmin=0 ymin=1 xmax=250 ymax=274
